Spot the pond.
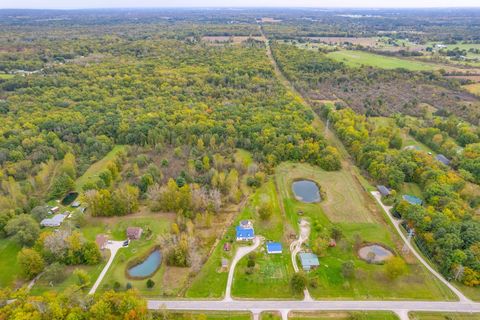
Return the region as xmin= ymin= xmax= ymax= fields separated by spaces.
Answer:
xmin=61 ymin=192 xmax=79 ymax=206
xmin=292 ymin=180 xmax=321 ymax=203
xmin=127 ymin=250 xmax=162 ymax=278
xmin=358 ymin=244 xmax=394 ymax=263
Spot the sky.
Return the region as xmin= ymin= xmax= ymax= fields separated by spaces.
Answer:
xmin=1 ymin=0 xmax=480 ymax=9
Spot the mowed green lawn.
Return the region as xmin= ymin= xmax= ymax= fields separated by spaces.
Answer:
xmin=409 ymin=312 xmax=480 ymax=320
xmin=290 ymin=311 xmax=399 ymax=320
xmin=274 ymin=162 xmax=455 ymax=300
xmin=75 ymin=145 xmax=126 ymax=191
xmin=0 ymin=239 xmax=22 ymax=287
xmin=166 ymin=312 xmax=251 ymax=320
xmin=0 ymin=73 xmax=14 ymax=79
xmin=327 ymin=50 xmax=441 ymax=71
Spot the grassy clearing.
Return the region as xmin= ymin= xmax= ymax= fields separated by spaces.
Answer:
xmin=0 ymin=73 xmax=14 ymax=79
xmin=231 ymin=179 xmax=299 ymax=299
xmin=327 ymin=50 xmax=441 ymax=71
xmin=290 ymin=311 xmax=399 ymax=320
xmin=235 ymin=149 xmax=253 ymax=168
xmin=165 ymin=311 xmax=252 ymax=320
xmin=0 ymin=239 xmax=22 ymax=287
xmin=260 ymin=311 xmax=282 ymax=320
xmin=463 ymin=83 xmax=480 ymax=96
xmin=95 ymin=215 xmax=173 ymax=296
xmin=409 ymin=312 xmax=480 ymax=320
xmin=75 ymin=145 xmax=126 ymax=191
xmin=274 ymin=162 xmax=455 ymax=300
xmin=400 ymin=183 xmax=424 ymax=200
xmin=276 ymin=162 xmax=378 ymax=224
xmin=30 ymin=261 xmax=107 ymax=295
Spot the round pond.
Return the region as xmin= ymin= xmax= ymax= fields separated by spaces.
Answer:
xmin=358 ymin=244 xmax=394 ymax=263
xmin=128 ymin=250 xmax=162 ymax=278
xmin=292 ymin=180 xmax=321 ymax=203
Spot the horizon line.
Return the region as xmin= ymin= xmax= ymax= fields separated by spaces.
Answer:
xmin=2 ymin=6 xmax=480 ymax=10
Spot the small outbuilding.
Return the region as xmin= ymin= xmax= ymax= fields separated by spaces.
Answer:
xmin=299 ymin=252 xmax=320 ymax=271
xmin=376 ymin=185 xmax=391 ymax=197
xmin=40 ymin=213 xmax=67 ymax=227
xmin=71 ymin=201 xmax=81 ymax=208
xmin=221 ymin=258 xmax=229 ymax=270
xmin=436 ymin=154 xmax=451 ymax=166
xmin=266 ymin=242 xmax=283 ymax=254
xmin=96 ymin=234 xmax=108 ymax=250
xmin=223 ymin=242 xmax=231 ymax=251
xmin=127 ymin=227 xmax=143 ymax=240
xmin=402 ymin=195 xmax=423 ymax=206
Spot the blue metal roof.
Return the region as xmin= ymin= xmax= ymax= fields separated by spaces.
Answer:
xmin=236 ymin=226 xmax=254 ymax=238
xmin=436 ymin=154 xmax=451 ymax=166
xmin=377 ymin=185 xmax=390 ymax=196
xmin=402 ymin=195 xmax=423 ymax=206
xmin=299 ymin=252 xmax=320 ymax=267
xmin=266 ymin=242 xmax=282 ymax=253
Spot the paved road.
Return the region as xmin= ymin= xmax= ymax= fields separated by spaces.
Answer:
xmin=224 ymin=236 xmax=262 ymax=301
xmin=371 ymin=191 xmax=470 ymax=302
xmin=147 ymin=299 xmax=480 ymax=316
xmin=88 ymin=240 xmax=124 ymax=295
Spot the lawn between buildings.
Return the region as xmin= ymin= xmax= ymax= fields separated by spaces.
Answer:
xmin=274 ymin=162 xmax=455 ymax=301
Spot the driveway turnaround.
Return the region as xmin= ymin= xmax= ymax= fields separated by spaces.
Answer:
xmin=224 ymin=236 xmax=262 ymax=301
xmin=371 ymin=191 xmax=470 ymax=302
xmin=88 ymin=240 xmax=124 ymax=295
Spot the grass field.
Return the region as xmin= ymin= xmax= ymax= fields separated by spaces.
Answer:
xmin=463 ymin=83 xmax=480 ymax=96
xmin=274 ymin=162 xmax=455 ymax=300
xmin=0 ymin=73 xmax=14 ymax=79
xmin=327 ymin=50 xmax=442 ymax=71
xmin=30 ymin=261 xmax=107 ymax=295
xmin=0 ymin=239 xmax=22 ymax=287
xmin=409 ymin=312 xmax=480 ymax=320
xmin=290 ymin=311 xmax=399 ymax=320
xmin=75 ymin=145 xmax=126 ymax=191
xmin=260 ymin=311 xmax=281 ymax=320
xmin=166 ymin=312 xmax=252 ymax=320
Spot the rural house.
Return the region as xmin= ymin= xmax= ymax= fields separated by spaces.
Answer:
xmin=436 ymin=154 xmax=451 ymax=166
xmin=236 ymin=220 xmax=255 ymax=241
xmin=402 ymin=194 xmax=423 ymax=206
xmin=96 ymin=234 xmax=108 ymax=250
xmin=266 ymin=242 xmax=282 ymax=254
xmin=127 ymin=227 xmax=143 ymax=240
xmin=40 ymin=213 xmax=67 ymax=227
xmin=376 ymin=185 xmax=391 ymax=197
xmin=299 ymin=252 xmax=320 ymax=271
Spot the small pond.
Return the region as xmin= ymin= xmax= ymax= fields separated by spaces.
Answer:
xmin=358 ymin=244 xmax=394 ymax=263
xmin=292 ymin=180 xmax=321 ymax=203
xmin=61 ymin=192 xmax=79 ymax=206
xmin=127 ymin=250 xmax=162 ymax=278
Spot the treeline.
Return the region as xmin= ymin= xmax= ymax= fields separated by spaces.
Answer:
xmin=321 ymin=104 xmax=480 ymax=286
xmin=396 ymin=114 xmax=480 ymax=184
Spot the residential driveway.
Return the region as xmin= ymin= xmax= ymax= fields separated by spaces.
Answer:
xmin=371 ymin=191 xmax=470 ymax=302
xmin=88 ymin=240 xmax=124 ymax=295
xmin=289 ymin=219 xmax=311 ymax=300
xmin=224 ymin=236 xmax=262 ymax=301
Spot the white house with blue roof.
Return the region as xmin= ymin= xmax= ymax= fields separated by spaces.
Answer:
xmin=236 ymin=220 xmax=255 ymax=241
xmin=266 ymin=242 xmax=282 ymax=254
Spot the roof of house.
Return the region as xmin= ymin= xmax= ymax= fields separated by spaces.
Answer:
xmin=377 ymin=185 xmax=390 ymax=196
xmin=402 ymin=195 xmax=423 ymax=205
xmin=127 ymin=227 xmax=143 ymax=237
xmin=236 ymin=226 xmax=254 ymax=238
xmin=299 ymin=252 xmax=320 ymax=267
xmin=266 ymin=242 xmax=282 ymax=253
xmin=96 ymin=234 xmax=108 ymax=248
xmin=436 ymin=154 xmax=451 ymax=166
xmin=40 ymin=213 xmax=67 ymax=226
xmin=71 ymin=201 xmax=81 ymax=207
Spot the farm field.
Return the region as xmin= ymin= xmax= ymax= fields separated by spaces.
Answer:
xmin=326 ymin=50 xmax=446 ymax=71
xmin=274 ymin=162 xmax=455 ymax=300
xmin=289 ymin=311 xmax=399 ymax=320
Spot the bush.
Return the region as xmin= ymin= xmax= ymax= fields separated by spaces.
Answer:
xmin=385 ymin=257 xmax=407 ymax=280
xmin=341 ymin=260 xmax=355 ymax=279
xmin=146 ymin=279 xmax=155 ymax=288
xmin=290 ymin=273 xmax=307 ymax=294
